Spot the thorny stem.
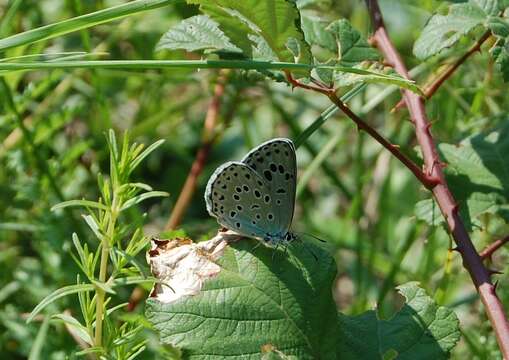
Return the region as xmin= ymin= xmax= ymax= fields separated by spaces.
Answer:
xmin=165 ymin=69 xmax=230 ymax=230
xmin=284 ymin=71 xmax=439 ymax=189
xmin=392 ymin=30 xmax=492 ymax=111
xmin=480 ymin=235 xmax=509 ymax=261
xmin=365 ymin=0 xmax=509 ymax=356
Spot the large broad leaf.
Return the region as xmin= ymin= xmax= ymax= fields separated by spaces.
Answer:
xmin=414 ymin=1 xmax=488 ymax=59
xmin=187 ymin=0 xmax=312 ymax=70
xmin=146 ymin=233 xmax=460 ymax=358
xmin=416 ymin=120 xmax=509 ymax=228
xmin=156 ymin=15 xmax=241 ymax=53
xmin=338 ymin=282 xmax=460 ymax=360
xmin=146 ymin=233 xmax=339 ymax=358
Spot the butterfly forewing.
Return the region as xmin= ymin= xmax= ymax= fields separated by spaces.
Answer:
xmin=205 ymin=162 xmax=279 ymax=239
xmin=241 ymin=138 xmax=296 ymax=233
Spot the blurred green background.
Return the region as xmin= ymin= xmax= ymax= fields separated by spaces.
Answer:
xmin=1 ymin=0 xmax=508 ymax=358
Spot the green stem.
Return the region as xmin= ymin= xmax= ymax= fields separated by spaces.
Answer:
xmin=94 ymin=198 xmax=118 ymax=348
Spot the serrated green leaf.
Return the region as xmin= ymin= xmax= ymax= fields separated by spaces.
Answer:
xmin=326 ymin=19 xmax=380 ymax=66
xmin=187 ymin=0 xmax=312 ymax=74
xmin=416 ymin=120 xmax=509 ymax=228
xmin=146 ymin=240 xmax=339 ymax=359
xmin=414 ymin=2 xmax=487 ymax=59
xmin=156 ymin=15 xmax=241 ymax=53
xmin=301 ymin=15 xmax=336 ymax=52
xmin=338 ymin=282 xmax=460 ymax=359
xmin=491 ymin=38 xmax=509 ymax=81
xmin=474 ymin=0 xmax=501 ymax=15
xmin=487 ymin=16 xmax=509 ymax=36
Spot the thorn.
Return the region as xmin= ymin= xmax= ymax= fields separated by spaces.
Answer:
xmin=494 ymin=280 xmax=499 ymax=292
xmin=450 ymin=246 xmax=459 ymax=253
xmin=451 ymin=203 xmax=459 ymax=214
xmin=488 ymin=268 xmax=503 ymax=276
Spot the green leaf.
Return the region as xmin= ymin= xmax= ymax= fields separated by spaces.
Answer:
xmin=414 ymin=199 xmax=444 ymax=226
xmin=52 ymin=313 xmax=93 ymax=345
xmin=156 ymin=15 xmax=241 ymax=53
xmin=187 ymin=0 xmax=312 ymax=73
xmin=326 ymin=19 xmax=380 ymax=66
xmin=51 ymin=199 xmax=108 ymax=211
xmin=146 ymin=239 xmax=339 ymax=358
xmin=120 ymin=191 xmax=169 ymax=211
xmin=334 ymin=63 xmax=423 ymax=94
xmin=28 ymin=316 xmax=50 ymax=360
xmin=414 ymin=1 xmax=487 ymax=59
xmin=27 ymin=284 xmax=95 ymax=323
xmin=487 ymin=16 xmax=509 ymax=37
xmin=338 ymin=282 xmax=460 ymax=359
xmin=416 ymin=120 xmax=509 ymax=228
xmin=491 ymin=38 xmax=509 ymax=81
xmin=474 ymin=0 xmax=501 ymax=15
xmin=301 ymin=15 xmax=336 ymax=52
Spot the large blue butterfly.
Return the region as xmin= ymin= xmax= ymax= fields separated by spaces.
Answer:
xmin=205 ymin=138 xmax=297 ymax=246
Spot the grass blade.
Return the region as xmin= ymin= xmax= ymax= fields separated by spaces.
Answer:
xmin=0 ymin=0 xmax=176 ymax=52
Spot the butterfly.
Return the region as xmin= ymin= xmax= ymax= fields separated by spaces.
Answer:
xmin=205 ymin=138 xmax=297 ymax=247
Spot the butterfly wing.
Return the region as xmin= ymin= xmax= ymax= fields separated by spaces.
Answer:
xmin=241 ymin=138 xmax=296 ymax=233
xmin=205 ymin=161 xmax=279 ymax=239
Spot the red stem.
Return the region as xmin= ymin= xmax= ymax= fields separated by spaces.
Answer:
xmin=164 ymin=70 xmax=229 ymax=230
xmin=480 ymin=235 xmax=509 ymax=261
xmin=284 ymin=71 xmax=438 ymax=188
xmin=393 ymin=30 xmax=492 ymax=111
xmin=365 ymin=0 xmax=509 ymax=356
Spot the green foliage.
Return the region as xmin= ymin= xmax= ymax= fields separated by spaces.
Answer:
xmin=338 ymin=282 xmax=460 ymax=359
xmin=414 ymin=0 xmax=509 ymax=80
xmin=156 ymin=15 xmax=241 ymax=53
xmin=187 ymin=0 xmax=312 ymax=69
xmin=413 ymin=1 xmax=488 ymax=59
xmin=2 ymin=0 xmax=509 ymax=358
xmin=146 ymin=240 xmax=459 ymax=359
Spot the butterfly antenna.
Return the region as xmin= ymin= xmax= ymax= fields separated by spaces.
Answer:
xmin=272 ymin=243 xmax=280 ymax=263
xmin=299 ymin=232 xmax=326 ymax=243
xmin=250 ymin=240 xmax=263 ymax=253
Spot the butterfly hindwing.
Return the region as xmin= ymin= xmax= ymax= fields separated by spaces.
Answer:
xmin=205 ymin=162 xmax=280 ymax=239
xmin=241 ymin=138 xmax=296 ymax=233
